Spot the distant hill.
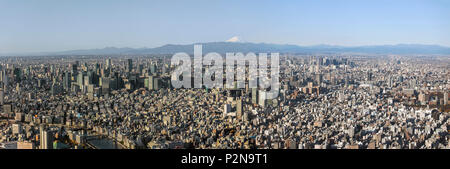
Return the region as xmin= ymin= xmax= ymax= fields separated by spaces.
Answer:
xmin=4 ymin=42 xmax=450 ymax=56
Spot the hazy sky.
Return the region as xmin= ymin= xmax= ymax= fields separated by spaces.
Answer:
xmin=0 ymin=0 xmax=449 ymax=53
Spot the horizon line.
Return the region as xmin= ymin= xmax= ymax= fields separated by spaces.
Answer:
xmin=2 ymin=41 xmax=450 ymax=55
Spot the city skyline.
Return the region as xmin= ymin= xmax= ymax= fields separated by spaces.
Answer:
xmin=0 ymin=0 xmax=449 ymax=53
xmin=0 ymin=2 xmax=448 ymax=168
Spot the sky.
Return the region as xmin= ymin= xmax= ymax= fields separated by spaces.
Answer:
xmin=0 ymin=0 xmax=449 ymax=53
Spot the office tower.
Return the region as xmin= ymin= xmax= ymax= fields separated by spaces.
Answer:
xmin=15 ymin=113 xmax=23 ymax=122
xmin=367 ymin=72 xmax=373 ymax=81
xmin=77 ymin=73 xmax=84 ymax=88
xmin=71 ymin=63 xmax=78 ymax=74
xmin=162 ymin=64 xmax=167 ymax=74
xmin=42 ymin=130 xmax=54 ymax=149
xmin=3 ymin=104 xmax=12 ymax=114
xmin=84 ymin=75 xmax=91 ymax=86
xmin=315 ymin=74 xmax=322 ymax=85
xmin=110 ymin=77 xmax=119 ymax=90
xmin=318 ymin=57 xmax=323 ymax=66
xmin=150 ymin=64 xmax=157 ymax=74
xmin=147 ymin=76 xmax=154 ymax=90
xmin=237 ymin=99 xmax=243 ymax=119
xmin=12 ymin=124 xmax=22 ymax=134
xmin=87 ymin=84 xmax=94 ymax=94
xmin=389 ymin=76 xmax=393 ymax=88
xmin=106 ymin=58 xmax=111 ymax=68
xmin=0 ymin=89 xmax=3 ymax=105
xmin=63 ymin=72 xmax=71 ymax=91
xmin=95 ymin=63 xmax=100 ymax=72
xmin=17 ymin=142 xmax=35 ymax=149
xmin=259 ymin=91 xmax=267 ymax=107
xmin=87 ymin=71 xmax=98 ymax=85
xmin=40 ymin=125 xmax=48 ymax=149
xmin=127 ymin=59 xmax=133 ymax=72
xmin=101 ymin=77 xmax=110 ymax=94
xmin=138 ymin=64 xmax=144 ymax=75
xmin=444 ymin=91 xmax=448 ymax=105
xmin=252 ymin=88 xmax=258 ymax=104
xmin=2 ymin=71 xmax=7 ymax=89
xmin=146 ymin=76 xmax=160 ymax=90
xmin=51 ymin=84 xmax=62 ymax=95
xmin=154 ymin=78 xmax=160 ymax=90
xmin=223 ymin=104 xmax=231 ymax=117
xmin=100 ymin=68 xmax=107 ymax=77
xmin=144 ymin=77 xmax=150 ymax=88
xmin=14 ymin=68 xmax=21 ymax=80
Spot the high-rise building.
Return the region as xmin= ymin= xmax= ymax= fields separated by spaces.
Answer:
xmin=77 ymin=73 xmax=84 ymax=89
xmin=84 ymin=75 xmax=91 ymax=86
xmin=252 ymin=88 xmax=258 ymax=105
xmin=2 ymin=71 xmax=8 ymax=90
xmin=315 ymin=74 xmax=322 ymax=85
xmin=237 ymin=99 xmax=243 ymax=119
xmin=40 ymin=126 xmax=53 ymax=149
xmin=259 ymin=91 xmax=267 ymax=107
xmin=101 ymin=77 xmax=110 ymax=94
xmin=12 ymin=124 xmax=22 ymax=134
xmin=148 ymin=76 xmax=154 ymax=90
xmin=106 ymin=58 xmax=111 ymax=69
xmin=0 ymin=89 xmax=3 ymax=105
xmin=388 ymin=76 xmax=393 ymax=88
xmin=3 ymin=104 xmax=12 ymax=114
xmin=15 ymin=113 xmax=23 ymax=122
xmin=127 ymin=59 xmax=133 ymax=72
xmin=17 ymin=142 xmax=35 ymax=149
xmin=150 ymin=64 xmax=157 ymax=74
xmin=71 ymin=63 xmax=78 ymax=74
xmin=63 ymin=72 xmax=71 ymax=91
xmin=154 ymin=78 xmax=160 ymax=90
xmin=50 ymin=84 xmax=62 ymax=95
xmin=367 ymin=72 xmax=373 ymax=81
xmin=223 ymin=104 xmax=231 ymax=117
xmin=444 ymin=91 xmax=448 ymax=105
xmin=138 ymin=64 xmax=144 ymax=75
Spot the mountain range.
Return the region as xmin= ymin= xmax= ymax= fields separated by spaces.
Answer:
xmin=3 ymin=42 xmax=450 ymax=56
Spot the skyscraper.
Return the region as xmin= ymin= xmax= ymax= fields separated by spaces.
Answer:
xmin=0 ymin=89 xmax=3 ymax=105
xmin=127 ymin=59 xmax=133 ymax=72
xmin=154 ymin=78 xmax=160 ymax=90
xmin=71 ymin=63 xmax=78 ymax=74
xmin=237 ymin=99 xmax=243 ymax=119
xmin=40 ymin=125 xmax=53 ymax=149
xmin=252 ymin=88 xmax=258 ymax=105
xmin=2 ymin=71 xmax=8 ymax=90
xmin=150 ymin=64 xmax=157 ymax=74
xmin=63 ymin=72 xmax=71 ymax=91
xmin=259 ymin=91 xmax=267 ymax=107
xmin=223 ymin=104 xmax=231 ymax=117
xmin=444 ymin=91 xmax=448 ymax=105
xmin=77 ymin=73 xmax=84 ymax=89
xmin=148 ymin=76 xmax=154 ymax=90
xmin=106 ymin=58 xmax=112 ymax=69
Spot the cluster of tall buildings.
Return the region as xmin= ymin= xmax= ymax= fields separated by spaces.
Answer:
xmin=0 ymin=54 xmax=448 ymax=149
